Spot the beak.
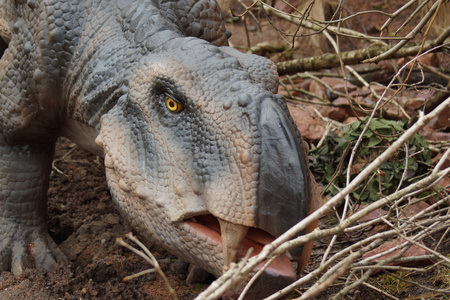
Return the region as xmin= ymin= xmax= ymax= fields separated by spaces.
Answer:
xmin=256 ymin=97 xmax=311 ymax=260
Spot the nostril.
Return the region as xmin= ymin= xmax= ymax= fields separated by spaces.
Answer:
xmin=237 ymin=113 xmax=250 ymax=132
xmin=192 ymin=177 xmax=202 ymax=195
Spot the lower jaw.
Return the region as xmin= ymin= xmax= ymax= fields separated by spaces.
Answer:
xmin=184 ymin=214 xmax=297 ymax=278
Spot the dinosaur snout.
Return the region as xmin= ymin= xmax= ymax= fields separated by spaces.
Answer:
xmin=256 ymin=96 xmax=311 ymax=261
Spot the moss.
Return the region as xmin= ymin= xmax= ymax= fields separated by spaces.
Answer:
xmin=367 ymin=264 xmax=450 ymax=299
xmin=431 ymin=264 xmax=450 ymax=289
xmin=370 ymin=272 xmax=412 ymax=295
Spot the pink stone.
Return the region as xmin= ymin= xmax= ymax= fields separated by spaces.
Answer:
xmin=362 ymin=239 xmax=431 ymax=274
xmin=287 ymin=104 xmax=326 ymax=142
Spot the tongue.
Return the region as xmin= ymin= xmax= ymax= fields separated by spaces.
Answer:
xmin=187 ymin=215 xmax=296 ymax=277
xmin=185 ymin=216 xmax=297 ymax=298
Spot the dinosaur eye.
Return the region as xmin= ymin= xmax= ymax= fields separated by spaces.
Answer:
xmin=165 ymin=96 xmax=183 ymax=113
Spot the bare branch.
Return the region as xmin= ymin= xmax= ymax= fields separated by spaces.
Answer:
xmin=276 ymin=38 xmax=449 ymax=75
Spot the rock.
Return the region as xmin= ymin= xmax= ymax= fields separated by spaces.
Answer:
xmin=362 ymin=239 xmax=432 ymax=274
xmin=320 ymin=97 xmax=356 ymax=122
xmin=399 ymin=53 xmax=440 ymax=68
xmin=420 ymin=127 xmax=450 ymax=141
xmin=320 ymin=77 xmax=346 ymax=89
xmin=354 ymin=205 xmax=388 ymax=236
xmin=309 ymin=80 xmax=325 ymax=99
xmin=428 ymin=104 xmax=449 ymax=130
xmin=332 ymin=82 xmax=358 ymax=94
xmin=399 ymin=201 xmax=431 ymax=219
xmin=432 ymin=152 xmax=450 ymax=170
xmin=435 ymin=176 xmax=450 ymax=193
xmin=343 ymin=117 xmax=359 ymax=124
xmin=397 ymin=91 xmax=426 ymax=116
xmin=287 ymin=104 xmax=326 ymax=142
xmin=418 ymin=53 xmax=440 ymax=67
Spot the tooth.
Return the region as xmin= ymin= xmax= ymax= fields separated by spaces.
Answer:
xmin=104 ymin=155 xmax=114 ymax=169
xmin=218 ymin=218 xmax=249 ymax=273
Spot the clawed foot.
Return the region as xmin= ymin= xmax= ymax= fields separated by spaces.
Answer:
xmin=0 ymin=225 xmax=65 ymax=275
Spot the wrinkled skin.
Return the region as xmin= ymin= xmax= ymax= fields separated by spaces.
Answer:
xmin=0 ymin=0 xmax=313 ymax=297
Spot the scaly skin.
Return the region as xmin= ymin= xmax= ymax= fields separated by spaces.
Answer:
xmin=0 ymin=0 xmax=313 ymax=297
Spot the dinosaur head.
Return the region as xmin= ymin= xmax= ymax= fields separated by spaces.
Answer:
xmin=95 ymin=37 xmax=312 ymax=297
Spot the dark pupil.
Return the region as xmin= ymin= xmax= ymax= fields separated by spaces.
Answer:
xmin=169 ymin=101 xmax=175 ymax=108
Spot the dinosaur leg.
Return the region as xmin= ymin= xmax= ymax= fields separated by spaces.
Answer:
xmin=0 ymin=140 xmax=64 ymax=275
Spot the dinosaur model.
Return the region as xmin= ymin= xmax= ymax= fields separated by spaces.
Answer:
xmin=0 ymin=0 xmax=314 ymax=297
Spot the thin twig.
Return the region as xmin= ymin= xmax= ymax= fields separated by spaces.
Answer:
xmin=361 ymin=282 xmax=399 ymax=300
xmin=117 ymin=233 xmax=178 ymax=300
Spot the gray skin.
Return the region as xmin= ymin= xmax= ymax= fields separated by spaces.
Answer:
xmin=0 ymin=0 xmax=311 ymax=297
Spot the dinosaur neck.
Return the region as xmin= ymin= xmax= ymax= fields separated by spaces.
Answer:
xmin=62 ymin=0 xmax=185 ymax=127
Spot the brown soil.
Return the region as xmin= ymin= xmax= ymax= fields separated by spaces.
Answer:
xmin=0 ymin=138 xmax=207 ymax=300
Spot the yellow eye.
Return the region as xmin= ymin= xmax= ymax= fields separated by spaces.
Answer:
xmin=165 ymin=96 xmax=184 ymax=113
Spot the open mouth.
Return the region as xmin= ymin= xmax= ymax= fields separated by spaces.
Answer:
xmin=184 ymin=214 xmax=296 ymax=278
